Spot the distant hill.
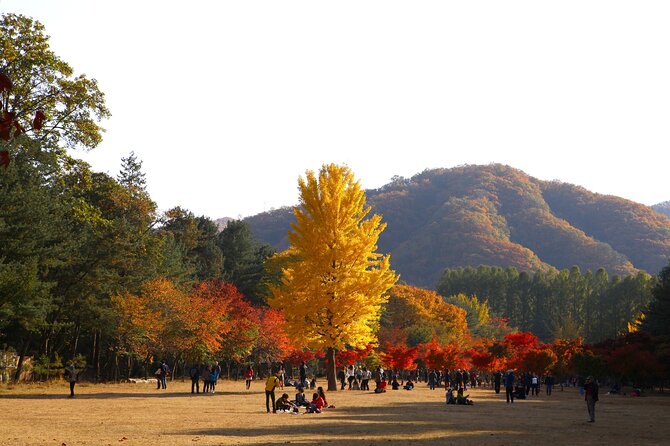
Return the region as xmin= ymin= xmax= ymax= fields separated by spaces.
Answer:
xmin=653 ymin=201 xmax=670 ymax=218
xmin=215 ymin=217 xmax=233 ymax=232
xmin=245 ymin=164 xmax=670 ymax=287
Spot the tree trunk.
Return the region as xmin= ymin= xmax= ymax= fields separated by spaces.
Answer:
xmin=113 ymin=352 xmax=119 ymax=383
xmin=72 ymin=324 xmax=80 ymax=360
xmin=13 ymin=335 xmax=32 ymax=383
xmin=326 ymin=347 xmax=337 ymax=391
xmin=91 ymin=331 xmax=97 ymax=381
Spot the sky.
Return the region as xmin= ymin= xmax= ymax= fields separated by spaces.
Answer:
xmin=2 ymin=1 xmax=669 ymax=219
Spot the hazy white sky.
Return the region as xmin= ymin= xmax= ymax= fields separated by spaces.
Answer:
xmin=3 ymin=1 xmax=669 ymax=218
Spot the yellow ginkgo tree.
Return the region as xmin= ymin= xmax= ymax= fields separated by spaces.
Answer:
xmin=268 ymin=164 xmax=398 ymax=390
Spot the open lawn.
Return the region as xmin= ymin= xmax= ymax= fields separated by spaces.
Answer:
xmin=1 ymin=380 xmax=669 ymax=446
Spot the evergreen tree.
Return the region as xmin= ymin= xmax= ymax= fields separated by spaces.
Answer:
xmin=642 ymin=263 xmax=669 ymax=336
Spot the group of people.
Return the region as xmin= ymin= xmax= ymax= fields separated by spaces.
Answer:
xmin=186 ymin=362 xmax=221 ymax=394
xmin=264 ymin=367 xmax=334 ymax=414
xmin=491 ymin=370 xmax=556 ymax=403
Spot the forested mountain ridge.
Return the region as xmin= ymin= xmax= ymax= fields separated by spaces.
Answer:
xmin=653 ymin=201 xmax=670 ymax=218
xmin=245 ymin=164 xmax=670 ymax=287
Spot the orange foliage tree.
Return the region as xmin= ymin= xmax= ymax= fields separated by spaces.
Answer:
xmin=379 ymin=344 xmax=419 ymax=371
xmin=380 ymin=285 xmax=469 ymax=348
xmin=251 ymin=308 xmax=292 ymax=368
xmin=420 ymin=339 xmax=465 ymax=371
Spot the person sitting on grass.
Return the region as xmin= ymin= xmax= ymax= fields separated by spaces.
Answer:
xmin=457 ymin=387 xmax=473 ymax=405
xmin=446 ymin=388 xmax=456 ymax=405
xmin=391 ymin=377 xmax=400 ymax=390
xmin=375 ymin=379 xmax=388 ymax=393
xmin=276 ymin=393 xmax=299 ymax=412
xmin=317 ymin=386 xmax=335 ymax=408
xmin=308 ymin=392 xmax=326 ymax=413
xmin=404 ymin=380 xmax=415 ymax=390
xmin=295 ymin=386 xmax=309 ymax=407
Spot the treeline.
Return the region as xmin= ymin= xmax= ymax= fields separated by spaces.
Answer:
xmin=436 ymin=265 xmax=654 ymax=343
xmin=0 ymin=143 xmax=276 ymax=381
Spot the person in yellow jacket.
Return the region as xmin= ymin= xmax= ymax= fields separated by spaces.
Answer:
xmin=265 ymin=371 xmax=280 ymax=413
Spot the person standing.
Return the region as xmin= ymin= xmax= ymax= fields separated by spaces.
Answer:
xmin=154 ymin=361 xmax=163 ymax=390
xmin=201 ymin=364 xmax=211 ymax=394
xmin=347 ymin=365 xmax=355 ymax=390
xmin=66 ymin=364 xmax=79 ymax=398
xmin=584 ymin=376 xmax=599 ymax=422
xmin=278 ymin=365 xmax=285 ymax=390
xmin=494 ymin=370 xmax=502 ymax=394
xmin=160 ymin=360 xmax=169 ymax=390
xmin=531 ymin=374 xmax=539 ymax=396
xmin=245 ymin=365 xmax=255 ymax=390
xmin=361 ymin=366 xmax=370 ymax=391
xmin=428 ymin=369 xmax=437 ymax=390
xmin=545 ymin=372 xmax=554 ymax=396
xmin=189 ymin=363 xmax=200 ymax=394
xmin=299 ymin=361 xmax=307 ymax=388
xmin=505 ymin=370 xmax=515 ymax=404
xmin=265 ymin=371 xmax=280 ymax=413
xmin=338 ymin=367 xmax=347 ymax=390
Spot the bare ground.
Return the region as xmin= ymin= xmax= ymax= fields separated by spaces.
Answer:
xmin=1 ymin=380 xmax=669 ymax=446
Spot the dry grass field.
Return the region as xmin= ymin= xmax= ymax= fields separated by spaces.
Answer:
xmin=1 ymin=379 xmax=669 ymax=446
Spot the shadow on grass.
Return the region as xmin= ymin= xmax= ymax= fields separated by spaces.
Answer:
xmin=0 ymin=390 xmax=249 ymax=400
xmin=174 ymin=401 xmax=527 ymax=445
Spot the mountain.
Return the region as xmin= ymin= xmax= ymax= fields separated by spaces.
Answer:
xmin=215 ymin=217 xmax=233 ymax=231
xmin=245 ymin=164 xmax=670 ymax=287
xmin=653 ymin=201 xmax=670 ymax=218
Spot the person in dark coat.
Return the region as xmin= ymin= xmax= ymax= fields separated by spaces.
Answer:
xmin=505 ymin=370 xmax=515 ymax=403
xmin=584 ymin=376 xmax=599 ymax=422
xmin=494 ymin=370 xmax=502 ymax=394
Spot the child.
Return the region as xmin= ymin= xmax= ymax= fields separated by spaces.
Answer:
xmin=295 ymin=386 xmax=309 ymax=407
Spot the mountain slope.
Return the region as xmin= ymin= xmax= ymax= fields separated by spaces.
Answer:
xmin=245 ymin=164 xmax=670 ymax=287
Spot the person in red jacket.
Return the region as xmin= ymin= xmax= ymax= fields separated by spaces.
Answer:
xmin=309 ymin=392 xmax=326 ymax=413
xmin=244 ymin=365 xmax=254 ymax=390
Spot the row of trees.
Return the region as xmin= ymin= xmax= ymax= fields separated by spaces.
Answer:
xmin=436 ymin=265 xmax=653 ymax=343
xmin=0 ymin=141 xmax=276 ymax=380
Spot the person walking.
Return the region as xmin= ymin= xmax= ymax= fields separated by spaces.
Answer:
xmin=584 ymin=376 xmax=599 ymax=422
xmin=265 ymin=371 xmax=280 ymax=413
xmin=66 ymin=364 xmax=79 ymax=398
xmin=505 ymin=370 xmax=515 ymax=404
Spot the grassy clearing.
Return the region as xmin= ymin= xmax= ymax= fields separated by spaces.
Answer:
xmin=1 ymin=380 xmax=669 ymax=446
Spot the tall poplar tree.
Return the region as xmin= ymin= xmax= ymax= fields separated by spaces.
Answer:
xmin=268 ymin=164 xmax=397 ymax=390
